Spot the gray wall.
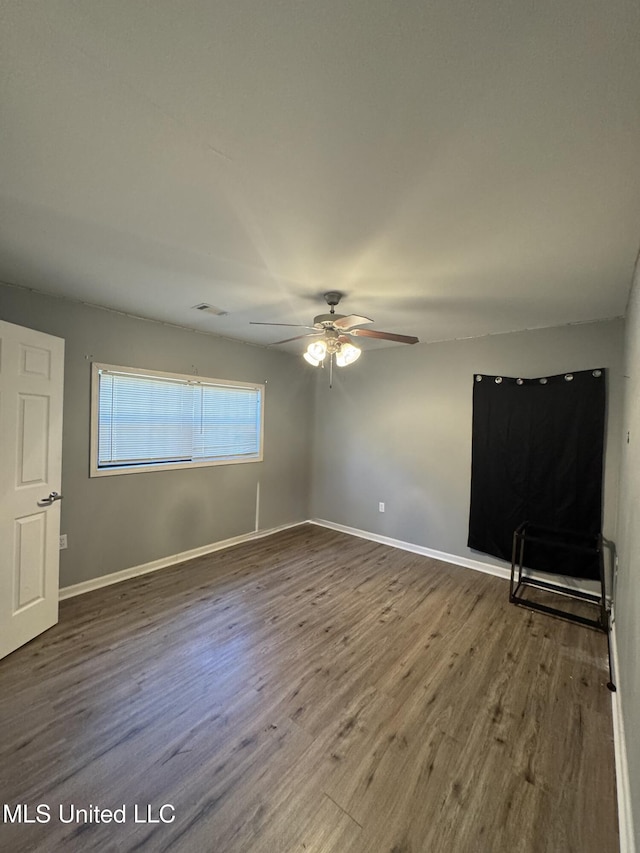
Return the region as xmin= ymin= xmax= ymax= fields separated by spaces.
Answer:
xmin=0 ymin=282 xmax=312 ymax=588
xmin=616 ymin=268 xmax=640 ymax=850
xmin=310 ymin=320 xmax=623 ymax=569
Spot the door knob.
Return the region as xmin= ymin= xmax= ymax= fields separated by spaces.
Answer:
xmin=37 ymin=491 xmax=63 ymax=507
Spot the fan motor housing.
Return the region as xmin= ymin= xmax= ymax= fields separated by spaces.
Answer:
xmin=313 ymin=313 xmax=345 ymax=327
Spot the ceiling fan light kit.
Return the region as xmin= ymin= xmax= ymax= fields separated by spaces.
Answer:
xmin=303 ymin=333 xmax=362 ymax=370
xmin=250 ymin=292 xmax=418 ymax=386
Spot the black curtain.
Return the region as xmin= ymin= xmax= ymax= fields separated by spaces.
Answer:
xmin=467 ymin=369 xmax=605 ymax=579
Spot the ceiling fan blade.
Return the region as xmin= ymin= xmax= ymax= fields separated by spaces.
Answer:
xmin=349 ymin=328 xmax=419 ymax=344
xmin=250 ymin=322 xmax=318 ymax=330
xmin=270 ymin=333 xmax=323 ymax=345
xmin=332 ymin=314 xmax=373 ymax=330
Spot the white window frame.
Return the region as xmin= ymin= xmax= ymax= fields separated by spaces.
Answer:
xmin=90 ymin=363 xmax=264 ymax=477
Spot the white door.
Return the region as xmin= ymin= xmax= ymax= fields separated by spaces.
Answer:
xmin=0 ymin=320 xmax=64 ymax=660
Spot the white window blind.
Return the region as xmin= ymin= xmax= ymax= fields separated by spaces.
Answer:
xmin=192 ymin=383 xmax=261 ymax=460
xmin=93 ymin=365 xmax=263 ymax=474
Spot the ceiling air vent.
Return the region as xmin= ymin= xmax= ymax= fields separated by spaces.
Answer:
xmin=192 ymin=303 xmax=228 ymax=316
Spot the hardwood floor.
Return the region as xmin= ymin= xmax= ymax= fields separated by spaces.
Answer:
xmin=0 ymin=524 xmax=618 ymax=852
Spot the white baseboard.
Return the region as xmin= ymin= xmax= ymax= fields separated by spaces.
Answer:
xmin=310 ymin=518 xmax=605 ymax=599
xmin=58 ymin=520 xmax=308 ymax=601
xmin=610 ymin=611 xmax=636 ymax=853
xmin=310 ymin=518 xmax=512 ymax=579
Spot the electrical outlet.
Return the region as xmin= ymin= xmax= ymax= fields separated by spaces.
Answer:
xmin=379 ymin=502 xmax=385 ymax=513
xmin=59 ymin=534 xmax=68 ymax=550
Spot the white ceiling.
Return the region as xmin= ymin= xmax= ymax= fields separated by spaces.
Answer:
xmin=1 ymin=0 xmax=639 ymax=352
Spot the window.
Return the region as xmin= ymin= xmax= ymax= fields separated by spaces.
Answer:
xmin=90 ymin=363 xmax=263 ymax=476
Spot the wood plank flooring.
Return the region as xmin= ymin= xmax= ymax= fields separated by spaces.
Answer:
xmin=0 ymin=524 xmax=618 ymax=852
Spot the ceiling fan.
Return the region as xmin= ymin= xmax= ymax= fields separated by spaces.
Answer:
xmin=251 ymin=291 xmax=419 ymax=384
